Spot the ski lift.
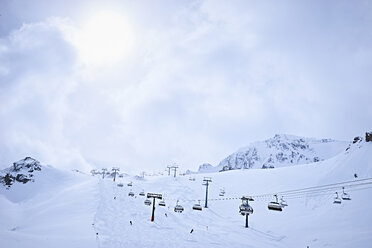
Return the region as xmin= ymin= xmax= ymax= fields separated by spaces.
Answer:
xmin=174 ymin=200 xmax=184 ymax=213
xmin=159 ymin=200 xmax=166 ymax=207
xmin=219 ymin=188 xmax=226 ymax=196
xmin=268 ymin=195 xmax=283 ymax=211
xmin=189 ymin=177 xmax=195 ymax=181
xmin=192 ymin=200 xmax=203 ymax=211
xmin=139 ymin=190 xmax=145 ymax=196
xmin=239 ymin=202 xmax=253 ymax=215
xmin=117 ymin=183 xmax=124 ymax=187
xmin=341 ymin=187 xmax=351 ymax=200
xmin=280 ymin=196 xmax=288 ymax=207
xmin=128 ymin=191 xmax=134 ymax=197
xmin=127 ymin=182 xmax=133 ymax=187
xmin=144 ymin=199 xmax=152 ymax=206
xmin=239 ymin=196 xmax=254 ymax=228
xmin=333 ymin=192 xmax=342 ymax=204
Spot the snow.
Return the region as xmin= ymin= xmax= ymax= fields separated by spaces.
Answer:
xmin=206 ymin=134 xmax=349 ymax=172
xmin=0 ymin=140 xmax=371 ymax=247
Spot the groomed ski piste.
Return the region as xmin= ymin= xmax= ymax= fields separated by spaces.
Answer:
xmin=1 ymin=140 xmax=372 ymax=248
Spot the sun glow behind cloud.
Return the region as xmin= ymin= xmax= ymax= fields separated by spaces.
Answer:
xmin=1 ymin=1 xmax=372 ymax=173
xmin=73 ymin=11 xmax=133 ymax=65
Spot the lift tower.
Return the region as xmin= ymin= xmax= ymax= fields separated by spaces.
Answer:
xmin=112 ymin=167 xmax=120 ymax=182
xmin=147 ymin=193 xmax=163 ymax=222
xmin=239 ymin=196 xmax=254 ymax=228
xmin=203 ymin=177 xmax=212 ymax=208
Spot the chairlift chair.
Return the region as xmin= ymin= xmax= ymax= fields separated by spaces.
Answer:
xmin=219 ymin=188 xmax=226 ymax=196
xmin=127 ymin=182 xmax=133 ymax=187
xmin=144 ymin=199 xmax=152 ymax=206
xmin=117 ymin=183 xmax=124 ymax=187
xmin=333 ymin=192 xmax=342 ymax=204
xmin=159 ymin=200 xmax=166 ymax=207
xmin=128 ymin=191 xmax=134 ymax=197
xmin=192 ymin=200 xmax=203 ymax=211
xmin=139 ymin=190 xmax=145 ymax=196
xmin=174 ymin=200 xmax=184 ymax=213
xmin=239 ymin=203 xmax=253 ymax=215
xmin=341 ymin=187 xmax=351 ymax=200
xmin=268 ymin=195 xmax=283 ymax=211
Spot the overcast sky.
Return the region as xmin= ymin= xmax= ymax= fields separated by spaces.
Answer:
xmin=0 ymin=0 xmax=371 ymax=173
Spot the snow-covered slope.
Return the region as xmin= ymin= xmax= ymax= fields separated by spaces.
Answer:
xmin=0 ymin=135 xmax=371 ymax=248
xmin=0 ymin=157 xmax=80 ymax=202
xmin=200 ymin=134 xmax=348 ymax=173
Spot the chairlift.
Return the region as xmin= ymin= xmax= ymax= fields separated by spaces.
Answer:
xmin=341 ymin=187 xmax=351 ymax=200
xmin=128 ymin=191 xmax=134 ymax=197
xmin=127 ymin=182 xmax=133 ymax=187
xmin=159 ymin=200 xmax=166 ymax=207
xmin=174 ymin=200 xmax=184 ymax=213
xmin=117 ymin=183 xmax=124 ymax=187
xmin=268 ymin=195 xmax=283 ymax=211
xmin=333 ymin=192 xmax=342 ymax=204
xmin=280 ymin=196 xmax=288 ymax=207
xmin=219 ymin=188 xmax=225 ymax=196
xmin=239 ymin=202 xmax=253 ymax=215
xmin=144 ymin=199 xmax=152 ymax=206
xmin=192 ymin=200 xmax=203 ymax=211
xmin=139 ymin=190 xmax=145 ymax=196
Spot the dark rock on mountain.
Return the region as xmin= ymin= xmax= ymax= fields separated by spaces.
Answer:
xmin=366 ymin=132 xmax=372 ymax=142
xmin=0 ymin=157 xmax=42 ymax=188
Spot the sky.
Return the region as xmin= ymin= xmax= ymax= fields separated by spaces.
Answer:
xmin=0 ymin=0 xmax=371 ymax=173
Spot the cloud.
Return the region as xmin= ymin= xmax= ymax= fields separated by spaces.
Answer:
xmin=0 ymin=1 xmax=371 ymax=173
xmin=0 ymin=19 xmax=89 ymax=170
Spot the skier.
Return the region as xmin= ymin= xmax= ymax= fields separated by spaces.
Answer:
xmin=190 ymin=229 xmax=194 ymax=234
xmin=354 ymin=173 xmax=358 ymax=178
xmin=130 ymin=221 xmax=132 ymax=225
xmin=165 ymin=213 xmax=168 ymax=217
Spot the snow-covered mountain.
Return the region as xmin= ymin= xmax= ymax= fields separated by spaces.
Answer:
xmin=0 ymin=157 xmax=80 ymax=202
xmin=200 ymin=134 xmax=348 ymax=173
xmin=1 ymin=133 xmax=371 ymax=248
xmin=0 ymin=157 xmax=42 ymax=188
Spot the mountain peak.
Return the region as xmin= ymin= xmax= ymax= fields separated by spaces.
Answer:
xmin=1 ymin=157 xmax=42 ymax=188
xmin=12 ymin=157 xmax=42 ymax=172
xmin=199 ymin=135 xmax=348 ymax=173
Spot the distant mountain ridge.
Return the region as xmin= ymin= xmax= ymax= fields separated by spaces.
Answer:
xmin=199 ymin=134 xmax=348 ymax=173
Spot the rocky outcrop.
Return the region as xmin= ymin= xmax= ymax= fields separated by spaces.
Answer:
xmin=0 ymin=157 xmax=42 ymax=188
xmin=366 ymin=132 xmax=372 ymax=142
